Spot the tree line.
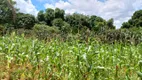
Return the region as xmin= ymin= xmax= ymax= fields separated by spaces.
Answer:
xmin=0 ymin=0 xmax=115 ymax=33
xmin=1 ymin=0 xmax=142 ymax=31
xmin=1 ymin=0 xmax=142 ymax=44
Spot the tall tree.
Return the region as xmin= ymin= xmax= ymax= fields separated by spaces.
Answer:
xmin=89 ymin=16 xmax=107 ymax=31
xmin=0 ymin=0 xmax=16 ymax=24
xmin=89 ymin=15 xmax=97 ymax=28
xmin=65 ymin=13 xmax=90 ymax=29
xmin=44 ymin=8 xmax=55 ymax=26
xmin=132 ymin=10 xmax=142 ymax=20
xmin=15 ymin=13 xmax=35 ymax=29
xmin=122 ymin=22 xmax=131 ymax=28
xmin=122 ymin=10 xmax=142 ymax=28
xmin=37 ymin=10 xmax=45 ymax=22
xmin=54 ymin=8 xmax=65 ymax=20
xmin=107 ymin=18 xmax=115 ymax=29
xmin=7 ymin=0 xmax=16 ymax=23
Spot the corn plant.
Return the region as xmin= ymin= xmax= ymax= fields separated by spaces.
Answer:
xmin=0 ymin=33 xmax=142 ymax=80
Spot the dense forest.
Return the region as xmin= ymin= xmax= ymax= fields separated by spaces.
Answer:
xmin=0 ymin=0 xmax=142 ymax=80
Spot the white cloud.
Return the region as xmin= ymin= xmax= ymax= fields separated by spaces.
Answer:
xmin=14 ymin=0 xmax=38 ymax=16
xmin=44 ymin=0 xmax=142 ymax=28
xmin=44 ymin=4 xmax=56 ymax=9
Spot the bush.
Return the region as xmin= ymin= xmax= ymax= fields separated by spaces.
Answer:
xmin=15 ymin=13 xmax=36 ymax=29
xmin=33 ymin=24 xmax=60 ymax=40
xmin=0 ymin=24 xmax=14 ymax=35
xmin=97 ymin=28 xmax=142 ymax=44
xmin=0 ymin=24 xmax=4 ymax=35
xmin=11 ymin=29 xmax=34 ymax=37
xmin=52 ymin=18 xmax=71 ymax=33
xmin=52 ymin=18 xmax=64 ymax=29
xmin=61 ymin=22 xmax=71 ymax=33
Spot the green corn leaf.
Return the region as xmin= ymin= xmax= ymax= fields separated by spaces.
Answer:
xmin=137 ymin=71 xmax=142 ymax=78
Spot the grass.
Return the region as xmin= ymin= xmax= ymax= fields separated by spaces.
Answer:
xmin=0 ymin=32 xmax=142 ymax=80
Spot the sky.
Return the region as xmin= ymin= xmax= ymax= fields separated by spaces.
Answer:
xmin=13 ymin=0 xmax=142 ymax=28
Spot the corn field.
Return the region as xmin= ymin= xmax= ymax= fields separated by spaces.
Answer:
xmin=0 ymin=33 xmax=142 ymax=80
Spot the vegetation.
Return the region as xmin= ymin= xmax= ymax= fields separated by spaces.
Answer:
xmin=0 ymin=0 xmax=16 ymax=26
xmin=122 ymin=10 xmax=142 ymax=28
xmin=0 ymin=33 xmax=142 ymax=80
xmin=33 ymin=24 xmax=60 ymax=40
xmin=0 ymin=0 xmax=115 ymax=32
xmin=0 ymin=0 xmax=142 ymax=80
xmin=96 ymin=28 xmax=142 ymax=44
xmin=15 ymin=13 xmax=36 ymax=29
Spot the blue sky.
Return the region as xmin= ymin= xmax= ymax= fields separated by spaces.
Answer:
xmin=14 ymin=0 xmax=142 ymax=28
xmin=31 ymin=0 xmax=64 ymax=10
xmin=31 ymin=0 xmax=45 ymax=10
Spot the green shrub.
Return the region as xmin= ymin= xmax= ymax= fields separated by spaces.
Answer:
xmin=52 ymin=18 xmax=64 ymax=29
xmin=15 ymin=13 xmax=36 ymax=29
xmin=0 ymin=23 xmax=16 ymax=35
xmin=98 ymin=28 xmax=142 ymax=44
xmin=0 ymin=24 xmax=4 ymax=35
xmin=33 ymin=24 xmax=60 ymax=40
